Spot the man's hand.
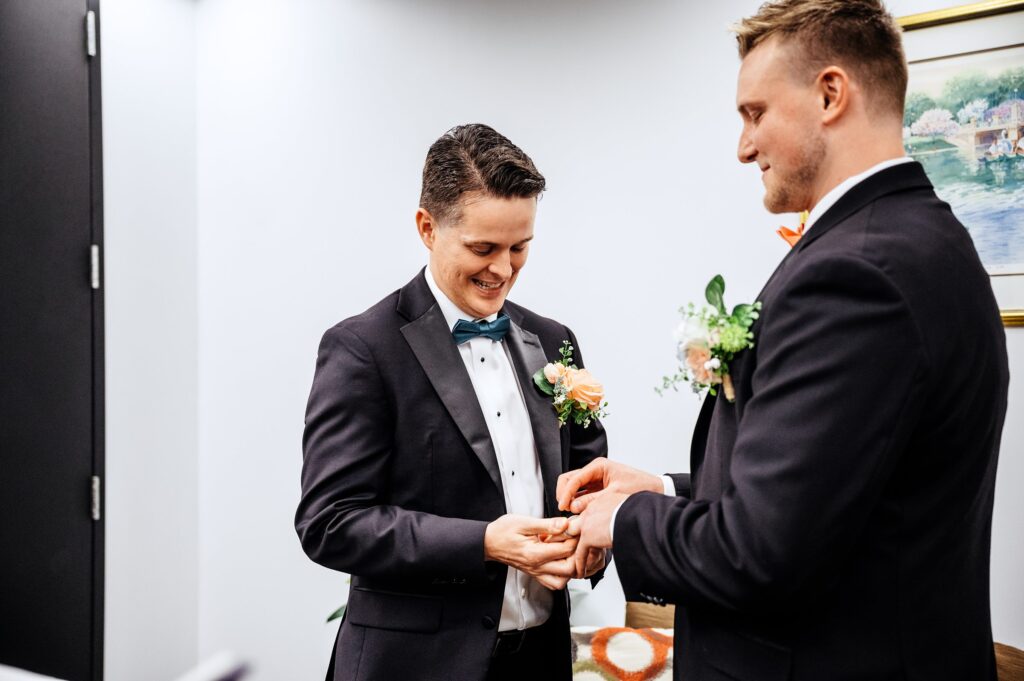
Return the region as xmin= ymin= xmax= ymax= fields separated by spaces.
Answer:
xmin=484 ymin=515 xmax=578 ymax=590
xmin=556 ymin=459 xmax=663 ymax=514
xmin=576 ymin=548 xmax=606 ymax=579
xmin=569 ymin=491 xmax=627 ymax=578
xmin=544 ymin=517 xmax=606 ymax=580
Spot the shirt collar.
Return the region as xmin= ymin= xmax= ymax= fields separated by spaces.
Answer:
xmin=424 ymin=267 xmax=499 ymax=331
xmin=804 ymin=157 xmax=914 ymax=233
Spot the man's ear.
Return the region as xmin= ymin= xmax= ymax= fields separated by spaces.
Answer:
xmin=818 ymin=65 xmax=850 ymax=125
xmin=415 ymin=207 xmax=436 ymax=250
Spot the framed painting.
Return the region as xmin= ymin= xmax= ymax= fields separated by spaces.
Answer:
xmin=899 ymin=1 xmax=1024 ymax=327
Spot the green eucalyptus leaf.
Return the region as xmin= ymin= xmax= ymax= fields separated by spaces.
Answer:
xmin=533 ymin=369 xmax=556 ymax=396
xmin=705 ymin=275 xmax=726 ymax=314
xmin=327 ymin=604 xmax=347 ymax=623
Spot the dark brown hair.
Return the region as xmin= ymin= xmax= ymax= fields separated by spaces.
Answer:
xmin=733 ymin=0 xmax=907 ymax=117
xmin=419 ymin=124 xmax=546 ymax=224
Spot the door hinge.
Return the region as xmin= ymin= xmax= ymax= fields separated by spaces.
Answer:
xmin=91 ymin=476 xmax=101 ymax=521
xmin=86 ymin=11 xmax=97 ymax=58
xmin=91 ymin=244 xmax=100 ymax=289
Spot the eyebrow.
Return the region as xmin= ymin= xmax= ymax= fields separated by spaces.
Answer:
xmin=464 ymin=236 xmax=535 ymax=246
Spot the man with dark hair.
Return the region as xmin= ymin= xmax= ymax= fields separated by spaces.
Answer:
xmin=558 ymin=1 xmax=1008 ymax=679
xmin=296 ymin=123 xmax=608 ymax=681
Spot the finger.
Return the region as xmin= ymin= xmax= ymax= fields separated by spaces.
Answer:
xmin=556 ymin=471 xmax=584 ymax=512
xmin=535 ymin=573 xmax=568 ymax=591
xmin=540 ymin=530 xmax=575 ymax=543
xmin=524 ymin=536 xmax=581 ymax=569
xmin=530 ymin=539 xmax=578 ymax=566
xmin=574 ymin=541 xmax=590 ymax=579
xmin=565 ymin=515 xmax=582 ymax=537
xmin=514 ymin=515 xmax=570 ymax=537
xmin=533 ymin=556 xmax=577 ymax=578
xmin=585 ymin=548 xmax=606 ymax=577
xmin=556 ymin=460 xmax=604 ymax=511
xmin=570 ymin=489 xmax=607 ymax=515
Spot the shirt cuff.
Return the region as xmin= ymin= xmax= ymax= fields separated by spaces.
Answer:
xmin=662 ymin=475 xmax=676 ymax=497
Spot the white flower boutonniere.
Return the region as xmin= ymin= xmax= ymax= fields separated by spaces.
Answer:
xmin=532 ymin=340 xmax=608 ymax=428
xmin=659 ymin=274 xmax=761 ymax=403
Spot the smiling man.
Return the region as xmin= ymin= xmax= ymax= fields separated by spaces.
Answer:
xmin=296 ymin=124 xmax=608 ymax=681
xmin=557 ymin=2 xmax=1009 ymax=680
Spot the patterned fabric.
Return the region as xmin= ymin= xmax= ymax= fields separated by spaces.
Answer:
xmin=571 ymin=627 xmax=674 ymax=681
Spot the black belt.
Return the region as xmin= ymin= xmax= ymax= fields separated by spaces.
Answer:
xmin=491 ymin=627 xmax=537 ymax=658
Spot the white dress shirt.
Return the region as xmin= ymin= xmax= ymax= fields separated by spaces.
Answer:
xmin=610 ymin=156 xmax=915 ymax=541
xmin=424 ymin=268 xmax=552 ymax=631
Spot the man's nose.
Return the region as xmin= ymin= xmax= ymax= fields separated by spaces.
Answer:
xmin=489 ymin=252 xmax=513 ymax=279
xmin=737 ymin=130 xmax=757 ymax=164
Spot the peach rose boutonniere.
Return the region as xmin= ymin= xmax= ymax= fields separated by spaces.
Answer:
xmin=532 ymin=340 xmax=608 ymax=428
xmin=658 ymin=274 xmax=761 ymax=403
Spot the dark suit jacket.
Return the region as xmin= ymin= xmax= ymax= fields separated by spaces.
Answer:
xmin=296 ymin=270 xmax=608 ymax=681
xmin=615 ymin=162 xmax=1009 ymax=681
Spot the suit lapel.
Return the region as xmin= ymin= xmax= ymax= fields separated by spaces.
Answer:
xmin=504 ymin=321 xmax=562 ymax=516
xmin=755 ymin=245 xmax=798 ymax=304
xmin=795 ymin=160 xmax=933 ymax=254
xmin=400 ymin=303 xmax=505 ymax=497
xmin=689 ymin=392 xmax=716 ymax=497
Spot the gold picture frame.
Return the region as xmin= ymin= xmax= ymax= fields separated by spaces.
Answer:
xmin=1003 ymin=310 xmax=1024 ymax=326
xmin=899 ymin=0 xmax=1024 ymax=31
xmin=899 ymin=1 xmax=1024 ymax=328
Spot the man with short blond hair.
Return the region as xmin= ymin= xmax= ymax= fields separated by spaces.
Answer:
xmin=559 ymin=2 xmax=1009 ymax=679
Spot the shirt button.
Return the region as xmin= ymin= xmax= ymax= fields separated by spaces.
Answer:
xmin=480 ymin=357 xmax=485 ymax=363
xmin=497 ymin=411 xmax=501 ymax=417
xmin=520 ymin=588 xmax=527 ymax=598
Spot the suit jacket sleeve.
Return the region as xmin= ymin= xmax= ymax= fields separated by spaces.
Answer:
xmin=295 ymin=324 xmax=490 ymax=581
xmin=615 ymin=254 xmax=927 ymax=612
xmin=667 ymin=473 xmax=691 ymax=498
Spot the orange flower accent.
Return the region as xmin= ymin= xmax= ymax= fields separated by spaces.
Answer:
xmin=566 ymin=368 xmax=604 ymax=411
xmin=684 ymin=346 xmax=715 ymax=385
xmin=777 ymin=210 xmax=809 ymax=247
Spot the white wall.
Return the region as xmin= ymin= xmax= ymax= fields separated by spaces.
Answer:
xmin=102 ymin=0 xmax=199 ymax=678
xmin=992 ymin=327 xmax=1024 ymax=646
xmin=96 ymin=0 xmax=1023 ymax=679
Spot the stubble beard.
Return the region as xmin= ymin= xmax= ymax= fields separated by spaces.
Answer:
xmin=763 ymin=135 xmax=825 ymax=214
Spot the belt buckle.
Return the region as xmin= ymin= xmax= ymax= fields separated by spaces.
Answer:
xmin=492 ymin=629 xmax=527 ymax=657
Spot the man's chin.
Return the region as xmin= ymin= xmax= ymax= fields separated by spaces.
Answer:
xmin=464 ymin=295 xmax=505 ymax=319
xmin=763 ymin=194 xmax=799 ymax=215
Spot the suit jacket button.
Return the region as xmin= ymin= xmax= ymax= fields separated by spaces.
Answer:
xmin=482 ymin=616 xmax=496 ymax=629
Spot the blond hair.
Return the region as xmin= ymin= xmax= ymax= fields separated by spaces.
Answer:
xmin=733 ymin=0 xmax=907 ymax=117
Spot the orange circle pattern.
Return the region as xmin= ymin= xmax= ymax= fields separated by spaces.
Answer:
xmin=587 ymin=627 xmax=672 ymax=681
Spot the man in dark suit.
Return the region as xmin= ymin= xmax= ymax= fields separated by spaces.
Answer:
xmin=557 ymin=2 xmax=1009 ymax=679
xmin=296 ymin=124 xmax=608 ymax=681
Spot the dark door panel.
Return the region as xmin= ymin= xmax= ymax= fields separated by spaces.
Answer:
xmin=0 ymin=1 xmax=103 ymax=679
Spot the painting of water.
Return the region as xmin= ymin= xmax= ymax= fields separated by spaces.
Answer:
xmin=904 ymin=44 xmax=1024 ymax=275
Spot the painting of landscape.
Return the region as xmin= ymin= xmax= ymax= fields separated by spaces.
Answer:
xmin=903 ymin=44 xmax=1024 ymax=274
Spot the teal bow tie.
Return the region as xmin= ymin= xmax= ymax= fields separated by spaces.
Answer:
xmin=452 ymin=314 xmax=511 ymax=345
